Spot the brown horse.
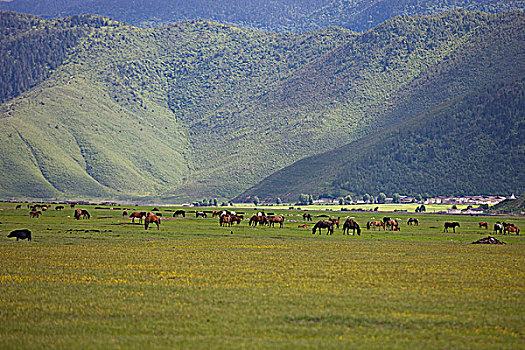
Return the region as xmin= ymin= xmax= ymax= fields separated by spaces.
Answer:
xmin=130 ymin=212 xmax=146 ymax=223
xmin=212 ymin=210 xmax=222 ymax=217
xmin=444 ymin=222 xmax=460 ymax=233
xmin=249 ymin=215 xmax=267 ymax=227
xmin=387 ymin=219 xmax=399 ymax=231
xmin=74 ymin=209 xmax=82 ymax=220
xmin=312 ymin=221 xmax=334 ymax=235
xmin=267 ymin=216 xmax=284 ymax=228
xmin=29 ymin=210 xmax=42 ymax=218
xmin=145 ymin=214 xmax=161 ymax=230
xmin=219 ymin=215 xmax=232 ymax=227
xmin=230 ymin=215 xmax=243 ymax=225
xmin=369 ymin=221 xmax=385 ymax=231
xmin=329 ymin=217 xmax=340 ymax=229
xmin=81 ymin=209 xmax=90 ymax=219
xmin=478 ymin=222 xmax=488 ymax=229
xmin=342 ymin=219 xmax=361 ymax=235
xmin=173 ymin=210 xmax=186 ymax=217
xmin=504 ymin=224 xmax=520 ymax=235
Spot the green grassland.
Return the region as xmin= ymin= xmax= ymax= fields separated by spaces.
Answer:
xmin=0 ymin=202 xmax=523 ymax=349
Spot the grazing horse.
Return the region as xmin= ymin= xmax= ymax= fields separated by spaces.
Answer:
xmin=219 ymin=215 xmax=231 ymax=227
xmin=303 ymin=213 xmax=312 ymax=221
xmin=15 ymin=204 xmax=21 ymax=209
xmin=493 ymin=223 xmax=503 ymax=235
xmin=268 ymin=216 xmax=284 ymax=228
xmin=504 ymin=225 xmax=520 ymax=235
xmin=173 ymin=210 xmax=186 ymax=217
xmin=342 ymin=219 xmax=361 ymax=235
xmin=73 ymin=209 xmax=82 ymax=220
xmin=383 ymin=217 xmax=391 ymax=226
xmin=130 ymin=212 xmax=146 ymax=223
xmin=81 ymin=210 xmax=90 ymax=219
xmin=249 ymin=215 xmax=267 ymax=227
xmin=386 ymin=219 xmax=399 ymax=231
xmin=444 ymin=222 xmax=460 ymax=233
xmin=312 ymin=221 xmax=334 ymax=235
xmin=145 ymin=214 xmax=161 ymax=230
xmin=122 ymin=210 xmax=128 ymax=216
xmin=55 ymin=206 xmax=65 ymax=211
xmin=29 ymin=210 xmax=42 ymax=218
xmin=478 ymin=222 xmax=488 ymax=229
xmin=212 ymin=210 xmax=223 ymax=217
xmin=407 ymin=218 xmax=419 ymax=226
xmin=370 ymin=221 xmax=385 ymax=231
xmin=329 ymin=217 xmax=340 ymax=229
xmin=196 ymin=211 xmax=207 ymax=218
xmin=230 ymin=215 xmax=243 ymax=225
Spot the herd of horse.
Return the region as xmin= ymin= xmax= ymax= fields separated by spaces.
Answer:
xmin=18 ymin=204 xmax=521 ymax=236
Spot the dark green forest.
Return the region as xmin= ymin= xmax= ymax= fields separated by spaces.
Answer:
xmin=0 ymin=10 xmax=524 ymax=201
xmin=239 ymin=80 xmax=525 ymax=201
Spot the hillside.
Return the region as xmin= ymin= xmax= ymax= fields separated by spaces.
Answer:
xmin=490 ymin=195 xmax=525 ymax=213
xmin=1 ymin=0 xmax=523 ymax=32
xmin=0 ymin=10 xmax=524 ymax=201
xmin=238 ymin=79 xmax=525 ymax=202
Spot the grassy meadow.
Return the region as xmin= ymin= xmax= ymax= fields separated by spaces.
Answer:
xmin=0 ymin=202 xmax=523 ymax=349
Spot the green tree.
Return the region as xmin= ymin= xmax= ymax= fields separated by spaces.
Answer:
xmin=253 ymin=196 xmax=260 ymax=206
xmin=276 ymin=197 xmax=282 ymax=205
xmin=362 ymin=193 xmax=371 ymax=203
xmin=392 ymin=193 xmax=401 ymax=203
xmin=377 ymin=192 xmax=387 ymax=204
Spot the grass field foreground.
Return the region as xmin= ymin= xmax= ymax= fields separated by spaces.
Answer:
xmin=0 ymin=203 xmax=523 ymax=349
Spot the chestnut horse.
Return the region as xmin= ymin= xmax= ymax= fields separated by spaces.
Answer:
xmin=130 ymin=212 xmax=146 ymax=223
xmin=29 ymin=210 xmax=42 ymax=218
xmin=478 ymin=222 xmax=488 ymax=229
xmin=329 ymin=217 xmax=340 ymax=229
xmin=267 ymin=215 xmax=284 ymax=228
xmin=145 ymin=214 xmax=161 ymax=230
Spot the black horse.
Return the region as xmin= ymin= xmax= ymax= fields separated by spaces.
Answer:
xmin=342 ymin=219 xmax=361 ymax=235
xmin=444 ymin=222 xmax=460 ymax=233
xmin=312 ymin=221 xmax=334 ymax=235
xmin=173 ymin=210 xmax=186 ymax=217
xmin=303 ymin=213 xmax=312 ymax=221
xmin=407 ymin=218 xmax=419 ymax=226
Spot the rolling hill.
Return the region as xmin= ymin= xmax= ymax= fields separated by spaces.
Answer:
xmin=0 ymin=0 xmax=523 ymax=32
xmin=238 ymin=79 xmax=525 ymax=202
xmin=0 ymin=10 xmax=524 ymax=201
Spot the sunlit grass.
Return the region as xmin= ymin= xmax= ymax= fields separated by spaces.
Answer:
xmin=0 ymin=202 xmax=523 ymax=349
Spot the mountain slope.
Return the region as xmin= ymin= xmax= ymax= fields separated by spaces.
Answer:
xmin=1 ymin=0 xmax=523 ymax=32
xmin=0 ymin=10 xmax=523 ymax=201
xmin=238 ymin=79 xmax=525 ymax=201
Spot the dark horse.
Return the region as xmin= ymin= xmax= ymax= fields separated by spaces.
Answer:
xmin=342 ymin=219 xmax=361 ymax=235
xmin=444 ymin=222 xmax=460 ymax=233
xmin=173 ymin=210 xmax=186 ymax=217
xmin=145 ymin=214 xmax=161 ymax=230
xmin=407 ymin=218 xmax=419 ymax=226
xmin=74 ymin=209 xmax=90 ymax=220
xmin=249 ymin=215 xmax=267 ymax=227
xmin=312 ymin=221 xmax=334 ymax=235
xmin=303 ymin=213 xmax=312 ymax=221
xmin=195 ymin=211 xmax=207 ymax=218
xmin=130 ymin=211 xmax=146 ymax=223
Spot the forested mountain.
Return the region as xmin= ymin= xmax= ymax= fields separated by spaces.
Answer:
xmin=0 ymin=10 xmax=523 ymax=201
xmin=238 ymin=80 xmax=525 ymax=202
xmin=0 ymin=0 xmax=523 ymax=32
